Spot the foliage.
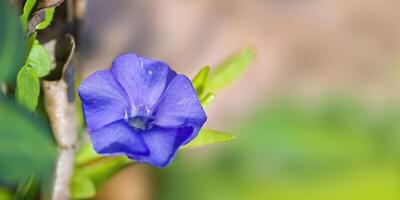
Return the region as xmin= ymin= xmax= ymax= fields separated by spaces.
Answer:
xmin=206 ymin=48 xmax=254 ymax=94
xmin=0 ymin=0 xmax=254 ymax=198
xmin=70 ymin=170 xmax=96 ymax=199
xmin=192 ymin=65 xmax=210 ymax=96
xmin=20 ymin=0 xmax=37 ymax=29
xmin=0 ymin=0 xmax=58 ymax=197
xmin=0 ymin=99 xmax=56 ymax=185
xmin=36 ymin=8 xmax=56 ymax=30
xmin=14 ymin=176 xmax=40 ymax=200
xmin=0 ymin=0 xmax=25 ymax=82
xmin=183 ymin=129 xmax=235 ymax=149
xmin=26 ymin=39 xmax=52 ymax=78
xmin=192 ymin=48 xmax=254 ymax=108
xmin=16 ymin=66 xmax=40 ymax=112
xmin=0 ymin=188 xmax=12 ymax=200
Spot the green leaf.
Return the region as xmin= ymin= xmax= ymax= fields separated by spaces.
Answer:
xmin=206 ymin=48 xmax=254 ymax=93
xmin=81 ymin=157 xmax=131 ymax=187
xmin=26 ymin=33 xmax=37 ymax=57
xmin=0 ymin=0 xmax=26 ymax=82
xmin=20 ymin=0 xmax=38 ymax=29
xmin=0 ymin=98 xmax=56 ymax=184
xmin=14 ymin=176 xmax=39 ymax=200
xmin=26 ymin=39 xmax=52 ymax=77
xmin=16 ymin=66 xmax=40 ymax=112
xmin=36 ymin=8 xmax=55 ymax=30
xmin=71 ymin=170 xmax=96 ymax=199
xmin=76 ymin=143 xmax=132 ymax=187
xmin=200 ymin=92 xmax=215 ymax=108
xmin=192 ymin=66 xmax=210 ymax=97
xmin=183 ymin=129 xmax=235 ymax=149
xmin=0 ymin=188 xmax=12 ymax=200
xmin=75 ymin=143 xmax=101 ymax=166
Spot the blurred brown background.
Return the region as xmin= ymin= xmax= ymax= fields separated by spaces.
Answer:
xmin=78 ymin=0 xmax=400 ymax=199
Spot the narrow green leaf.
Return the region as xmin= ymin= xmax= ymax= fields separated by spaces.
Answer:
xmin=26 ymin=39 xmax=52 ymax=77
xmin=75 ymin=143 xmax=101 ymax=166
xmin=0 ymin=99 xmax=56 ymax=184
xmin=200 ymin=93 xmax=215 ymax=108
xmin=14 ymin=176 xmax=39 ymax=200
xmin=81 ymin=157 xmax=132 ymax=187
xmin=16 ymin=66 xmax=40 ymax=112
xmin=75 ymin=143 xmax=135 ymax=188
xmin=206 ymin=48 xmax=254 ymax=93
xmin=20 ymin=0 xmax=38 ymax=30
xmin=0 ymin=0 xmax=26 ymax=82
xmin=183 ymin=129 xmax=235 ymax=149
xmin=192 ymin=66 xmax=210 ymax=97
xmin=71 ymin=170 xmax=96 ymax=199
xmin=76 ymin=143 xmax=132 ymax=187
xmin=36 ymin=8 xmax=55 ymax=30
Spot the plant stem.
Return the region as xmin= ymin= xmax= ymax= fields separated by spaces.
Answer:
xmin=43 ymin=78 xmax=77 ymax=200
xmin=51 ymin=147 xmax=75 ymax=200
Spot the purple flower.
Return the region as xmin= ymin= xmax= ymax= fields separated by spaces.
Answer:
xmin=78 ymin=53 xmax=207 ymax=167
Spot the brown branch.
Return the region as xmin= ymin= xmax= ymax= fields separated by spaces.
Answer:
xmin=43 ymin=80 xmax=77 ymax=200
xmin=43 ymin=35 xmax=76 ymax=200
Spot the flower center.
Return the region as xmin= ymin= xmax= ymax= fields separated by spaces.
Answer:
xmin=124 ymin=105 xmax=154 ymax=131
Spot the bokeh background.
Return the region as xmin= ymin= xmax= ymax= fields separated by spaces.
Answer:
xmin=77 ymin=0 xmax=400 ymax=199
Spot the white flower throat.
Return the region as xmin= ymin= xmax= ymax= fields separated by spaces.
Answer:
xmin=124 ymin=105 xmax=154 ymax=131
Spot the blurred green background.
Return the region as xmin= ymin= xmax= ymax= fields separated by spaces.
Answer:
xmin=157 ymin=96 xmax=400 ymax=200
